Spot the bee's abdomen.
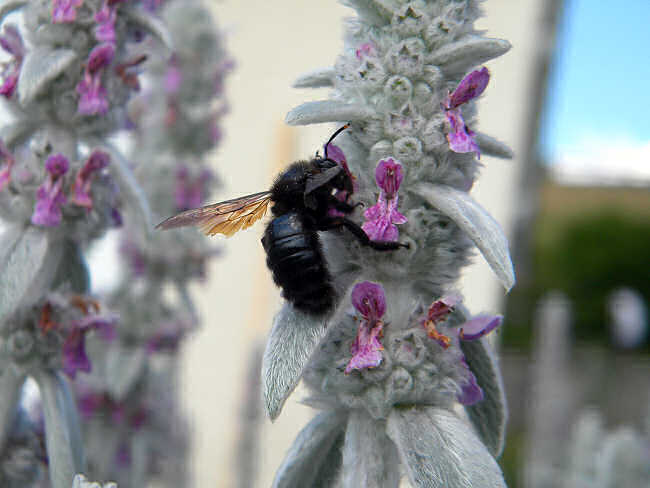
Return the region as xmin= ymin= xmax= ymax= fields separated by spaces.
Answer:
xmin=262 ymin=212 xmax=334 ymax=315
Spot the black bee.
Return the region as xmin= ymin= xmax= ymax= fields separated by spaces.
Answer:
xmin=156 ymin=125 xmax=407 ymax=315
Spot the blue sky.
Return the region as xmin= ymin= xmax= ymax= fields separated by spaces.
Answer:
xmin=540 ymin=0 xmax=650 ymax=174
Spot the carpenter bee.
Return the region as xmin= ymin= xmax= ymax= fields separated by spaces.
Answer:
xmin=156 ymin=125 xmax=407 ymax=315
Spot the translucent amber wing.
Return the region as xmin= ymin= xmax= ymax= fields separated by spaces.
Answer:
xmin=156 ymin=191 xmax=272 ymax=237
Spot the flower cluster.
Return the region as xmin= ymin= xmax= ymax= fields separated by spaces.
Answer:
xmin=0 ymin=144 xmax=120 ymax=239
xmin=306 ymin=283 xmax=502 ymax=417
xmin=1 ymin=293 xmax=116 ymax=379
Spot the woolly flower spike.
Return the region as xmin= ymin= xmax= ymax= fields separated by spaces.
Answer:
xmin=345 ymin=281 xmax=386 ymax=374
xmin=362 ymin=157 xmax=407 ymax=242
xmin=52 ymin=0 xmax=84 ymax=24
xmin=443 ymin=67 xmax=490 ymax=158
xmin=0 ymin=139 xmax=14 ymax=190
xmin=31 ymin=154 xmax=69 ymax=227
xmin=0 ymin=24 xmax=25 ymax=98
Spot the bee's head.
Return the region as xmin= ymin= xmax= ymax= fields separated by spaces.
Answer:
xmin=314 ymin=157 xmax=354 ymax=195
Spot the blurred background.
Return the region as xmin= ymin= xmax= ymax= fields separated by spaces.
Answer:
xmin=80 ymin=0 xmax=649 ymax=486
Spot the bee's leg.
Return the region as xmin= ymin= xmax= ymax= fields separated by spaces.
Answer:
xmin=321 ymin=217 xmax=409 ymax=251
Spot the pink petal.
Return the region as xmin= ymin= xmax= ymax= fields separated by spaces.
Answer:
xmin=458 ymin=314 xmax=502 ymax=341
xmin=446 ymin=67 xmax=490 ymax=109
xmin=445 ymin=109 xmax=480 ymax=158
xmin=375 ymin=158 xmax=403 ymax=197
xmin=457 ymin=367 xmax=484 ymax=405
xmin=351 ymin=281 xmax=386 ymax=320
xmin=344 ymin=318 xmax=384 ymax=374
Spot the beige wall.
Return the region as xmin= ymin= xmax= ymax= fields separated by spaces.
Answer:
xmin=181 ymin=1 xmax=548 ymax=486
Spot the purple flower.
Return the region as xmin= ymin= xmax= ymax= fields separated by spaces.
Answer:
xmin=75 ymin=44 xmax=115 ymax=115
xmin=87 ymin=43 xmax=115 ymax=72
xmin=31 ymin=154 xmax=69 ymax=227
xmin=94 ymin=2 xmax=117 ymax=43
xmin=62 ymin=313 xmax=117 ymax=379
xmin=76 ymin=70 xmax=109 ymax=115
xmin=120 ymin=238 xmax=146 ymax=276
xmin=422 ymin=294 xmax=461 ymax=348
xmin=422 ymin=296 xmax=503 ymax=405
xmin=324 ymin=143 xmax=356 ymax=218
xmin=51 ymin=0 xmax=84 ymax=23
xmin=355 ymin=42 xmax=376 ymax=60
xmin=174 ymin=166 xmax=213 ymax=211
xmin=145 ymin=320 xmax=188 ymax=354
xmin=70 ymin=150 xmax=110 ymax=208
xmin=0 ymin=140 xmax=15 ymax=191
xmin=457 ymin=359 xmax=484 ymax=405
xmin=361 ymin=158 xmax=407 ymax=242
xmin=345 ymin=281 xmax=386 ymax=374
xmin=0 ymin=25 xmax=25 ymax=99
xmin=165 ymin=58 xmax=182 ymax=94
xmin=457 ymin=314 xmax=503 ymax=341
xmin=442 ymin=67 xmax=490 ymax=158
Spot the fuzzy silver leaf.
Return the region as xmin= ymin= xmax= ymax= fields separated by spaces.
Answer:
xmin=342 ymin=0 xmax=392 ymax=25
xmin=262 ymin=304 xmax=328 ymax=420
xmin=272 ymin=410 xmax=346 ymax=488
xmin=386 ymin=406 xmax=506 ymax=488
xmin=0 ymin=226 xmax=62 ymax=327
xmin=92 ymin=140 xmax=153 ymax=236
xmin=293 ymin=68 xmax=335 ymax=89
xmin=473 ymin=132 xmax=514 ymax=159
xmin=17 ymin=48 xmax=77 ymax=106
xmin=0 ymin=368 xmax=26 ymax=450
xmin=52 ymin=240 xmax=90 ymax=294
xmin=33 ymin=369 xmax=85 ymax=488
xmin=460 ymin=336 xmax=508 ymax=457
xmin=414 ymin=183 xmax=515 ymax=291
xmin=285 ymin=101 xmax=374 ymax=126
xmin=428 ymin=37 xmax=511 ymax=74
xmin=341 ymin=411 xmax=400 ymax=488
xmin=0 ymin=0 xmax=26 ymax=23
xmin=123 ymin=6 xmax=173 ymax=50
xmin=0 ymin=120 xmax=36 ymax=148
xmin=104 ymin=345 xmax=146 ymax=401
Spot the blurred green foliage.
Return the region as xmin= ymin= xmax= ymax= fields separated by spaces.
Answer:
xmin=503 ymin=191 xmax=650 ymax=352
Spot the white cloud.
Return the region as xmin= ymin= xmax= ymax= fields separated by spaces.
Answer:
xmin=549 ymin=135 xmax=650 ymax=186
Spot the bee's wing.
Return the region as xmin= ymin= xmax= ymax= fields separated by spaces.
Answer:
xmin=156 ymin=191 xmax=272 ymax=237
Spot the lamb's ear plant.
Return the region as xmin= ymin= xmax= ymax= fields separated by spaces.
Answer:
xmin=263 ymin=1 xmax=514 ymax=486
xmin=70 ymin=0 xmax=231 ymax=486
xmin=0 ymin=1 xmax=180 ymax=487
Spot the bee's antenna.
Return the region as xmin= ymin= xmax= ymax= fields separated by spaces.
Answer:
xmin=324 ymin=123 xmax=350 ymax=160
